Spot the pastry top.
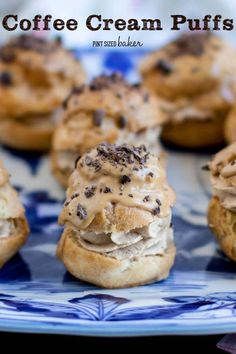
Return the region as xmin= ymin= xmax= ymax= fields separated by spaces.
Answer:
xmin=0 ymin=160 xmax=25 ymax=219
xmin=209 ymin=142 xmax=236 ymax=211
xmin=59 ymin=143 xmax=175 ymax=232
xmin=0 ymin=35 xmax=86 ymax=117
xmin=53 ymin=73 xmax=165 ymax=151
xmin=140 ymin=32 xmax=236 ymax=100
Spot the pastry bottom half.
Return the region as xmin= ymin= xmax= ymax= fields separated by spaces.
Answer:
xmin=57 ymin=226 xmax=176 ymax=289
xmin=161 ymin=113 xmax=226 ymax=150
xmin=208 ymin=196 xmax=236 ymax=261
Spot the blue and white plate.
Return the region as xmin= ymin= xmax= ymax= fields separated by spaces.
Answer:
xmin=0 ymin=50 xmax=236 ymax=337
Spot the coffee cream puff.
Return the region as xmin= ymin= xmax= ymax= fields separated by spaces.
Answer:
xmin=208 ymin=142 xmax=236 ymax=260
xmin=0 ymin=160 xmax=29 ymax=267
xmin=57 ymin=143 xmax=175 ymax=288
xmin=0 ymin=35 xmax=85 ymax=151
xmin=140 ymin=32 xmax=236 ymax=149
xmin=51 ymin=73 xmax=166 ymax=187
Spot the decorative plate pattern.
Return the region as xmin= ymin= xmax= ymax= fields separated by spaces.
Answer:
xmin=0 ymin=50 xmax=236 ymax=336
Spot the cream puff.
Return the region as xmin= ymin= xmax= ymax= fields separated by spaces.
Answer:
xmin=57 ymin=143 xmax=176 ymax=288
xmin=208 ymin=142 xmax=236 ymax=260
xmin=51 ymin=73 xmax=166 ymax=187
xmin=140 ymin=32 xmax=236 ymax=149
xmin=0 ymin=34 xmax=85 ymax=151
xmin=0 ymin=160 xmax=29 ymax=267
xmin=224 ymin=106 xmax=236 ymax=144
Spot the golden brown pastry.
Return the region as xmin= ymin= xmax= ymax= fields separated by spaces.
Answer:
xmin=224 ymin=106 xmax=236 ymax=144
xmin=140 ymin=32 xmax=236 ymax=149
xmin=0 ymin=160 xmax=29 ymax=267
xmin=57 ymin=143 xmax=176 ymax=288
xmin=208 ymin=142 xmax=236 ymax=260
xmin=51 ymin=73 xmax=166 ymax=187
xmin=0 ymin=35 xmax=86 ymax=151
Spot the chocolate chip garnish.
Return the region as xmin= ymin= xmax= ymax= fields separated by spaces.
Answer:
xmin=120 ymin=175 xmax=131 ymax=184
xmin=143 ymin=195 xmax=150 ymax=202
xmin=132 ymin=82 xmax=141 ymax=88
xmin=84 ymin=186 xmax=96 ymax=198
xmin=93 ymin=110 xmax=104 ymax=127
xmin=117 ymin=115 xmax=127 ymax=129
xmin=104 ymin=187 xmax=112 ymax=193
xmin=74 ymin=155 xmax=81 ymax=168
xmin=155 ymin=59 xmax=173 ymax=75
xmin=71 ymin=193 xmax=79 ymax=200
xmin=128 ymin=194 xmax=133 ymax=198
xmin=231 ymin=160 xmax=236 ymax=165
xmin=152 ymin=207 xmax=160 ymax=215
xmin=148 ymin=172 xmax=154 ymax=178
xmin=202 ymin=164 xmax=210 ymax=171
xmin=0 ymin=50 xmax=15 ymax=63
xmin=156 ymin=198 xmax=161 ymax=206
xmin=62 ymin=86 xmax=84 ymax=109
xmin=77 ymin=204 xmax=87 ymax=220
xmin=0 ymin=71 xmax=12 ymax=86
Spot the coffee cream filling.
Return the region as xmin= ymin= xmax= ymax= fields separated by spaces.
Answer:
xmin=0 ymin=219 xmax=13 ymax=238
xmin=209 ymin=142 xmax=236 ymax=211
xmin=77 ymin=214 xmax=172 ymax=260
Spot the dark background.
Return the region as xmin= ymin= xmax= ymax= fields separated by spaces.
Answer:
xmin=0 ymin=333 xmax=225 ymax=352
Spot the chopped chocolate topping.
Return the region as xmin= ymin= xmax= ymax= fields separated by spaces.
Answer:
xmin=62 ymin=86 xmax=84 ymax=109
xmin=96 ymin=143 xmax=149 ymax=169
xmin=128 ymin=194 xmax=133 ymax=198
xmin=0 ymin=50 xmax=15 ymax=63
xmin=7 ymin=34 xmax=59 ymax=53
xmin=155 ymin=59 xmax=173 ymax=75
xmin=156 ymin=198 xmax=161 ymax=206
xmin=171 ymin=32 xmax=210 ymax=57
xmin=93 ymin=109 xmax=104 ymax=127
xmin=71 ymin=193 xmax=79 ymax=200
xmin=132 ymin=82 xmax=141 ymax=88
xmin=0 ymin=71 xmax=12 ymax=86
xmin=148 ymin=172 xmax=154 ymax=178
xmin=77 ymin=204 xmax=87 ymax=220
xmin=152 ymin=207 xmax=160 ymax=215
xmin=84 ymin=186 xmax=96 ymax=198
xmin=117 ymin=115 xmax=127 ymax=129
xmin=85 ymin=155 xmax=101 ymax=172
xmin=104 ymin=187 xmax=112 ymax=193
xmin=64 ymin=201 xmax=70 ymax=207
xmin=119 ymin=192 xmax=123 ymax=195
xmin=89 ymin=73 xmax=125 ymax=91
xmin=231 ymin=160 xmax=236 ymax=165
xmin=74 ymin=155 xmax=81 ymax=168
xmin=120 ymin=175 xmax=131 ymax=184
xmin=202 ymin=164 xmax=210 ymax=171
xmin=100 ymin=188 xmax=103 ymax=193
xmin=143 ymin=195 xmax=150 ymax=202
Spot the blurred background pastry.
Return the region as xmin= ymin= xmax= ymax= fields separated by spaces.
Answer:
xmin=140 ymin=32 xmax=236 ymax=150
xmin=57 ymin=143 xmax=175 ymax=288
xmin=224 ymin=106 xmax=236 ymax=144
xmin=0 ymin=160 xmax=29 ymax=267
xmin=208 ymin=142 xmax=236 ymax=261
xmin=0 ymin=34 xmax=85 ymax=151
xmin=51 ymin=73 xmax=166 ymax=187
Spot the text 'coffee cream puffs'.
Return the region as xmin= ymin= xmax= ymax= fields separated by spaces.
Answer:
xmin=0 ymin=161 xmax=29 ymax=267
xmin=57 ymin=143 xmax=175 ymax=288
xmin=208 ymin=142 xmax=236 ymax=261
xmin=140 ymin=32 xmax=236 ymax=149
xmin=51 ymin=73 xmax=166 ymax=187
xmin=0 ymin=35 xmax=85 ymax=151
